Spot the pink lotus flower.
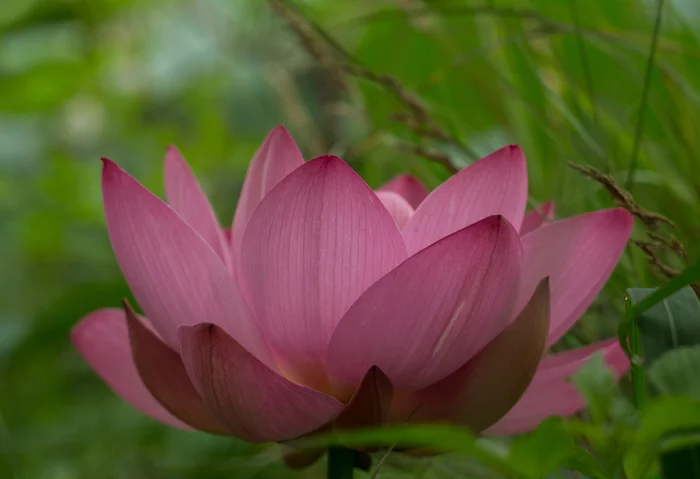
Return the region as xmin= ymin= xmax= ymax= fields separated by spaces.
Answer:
xmin=72 ymin=126 xmax=632 ymax=442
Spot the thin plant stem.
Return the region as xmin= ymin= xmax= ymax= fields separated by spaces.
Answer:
xmin=570 ymin=0 xmax=601 ymax=143
xmin=625 ymin=0 xmax=665 ymax=189
xmin=327 ymin=446 xmax=355 ymax=479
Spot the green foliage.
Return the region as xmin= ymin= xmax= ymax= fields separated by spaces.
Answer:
xmin=622 ymin=283 xmax=700 ymax=362
xmin=649 ymin=346 xmax=700 ymax=399
xmin=625 ymin=286 xmax=700 ymax=478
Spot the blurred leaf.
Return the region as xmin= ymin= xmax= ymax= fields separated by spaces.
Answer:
xmin=648 ymin=346 xmax=700 ymax=399
xmin=625 ymin=397 xmax=700 ymax=479
xmin=509 ymin=418 xmax=607 ymax=478
xmin=299 ymin=425 xmax=523 ymax=477
xmin=572 ymin=352 xmax=635 ymax=426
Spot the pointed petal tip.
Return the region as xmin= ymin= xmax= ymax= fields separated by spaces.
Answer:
xmin=121 ymin=298 xmax=140 ymax=329
xmin=266 ymin=125 xmax=299 ymax=147
xmin=120 ymin=297 xmax=131 ymax=310
xmin=503 ymin=144 xmax=525 ymax=161
xmin=100 ymin=157 xmax=116 ymax=172
xmin=70 ymin=310 xmax=99 ymax=346
xmin=304 ymin=154 xmax=353 ymax=176
xmin=393 ymin=174 xmax=422 ymax=185
xmin=70 ymin=308 xmax=194 ymax=430
xmin=164 ymin=145 xmax=183 ymax=161
xmin=378 ymin=174 xmax=428 ymax=209
xmin=609 ymin=207 xmax=635 ymax=229
xmin=488 ymin=214 xmax=519 ymax=237
xmin=367 ymin=365 xmax=392 ymax=387
xmin=71 ymin=307 xmax=121 ymax=345
xmin=270 ymin=124 xmax=291 ymax=136
xmin=310 ymin=153 xmax=344 ymax=165
xmin=177 ymin=322 xmax=211 ymax=343
xmin=100 ymin=158 xmax=130 ymax=186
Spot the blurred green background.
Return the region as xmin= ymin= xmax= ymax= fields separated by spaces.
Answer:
xmin=2 ymin=0 xmax=700 ymax=477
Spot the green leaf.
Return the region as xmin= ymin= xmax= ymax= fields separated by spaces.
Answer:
xmin=297 ymin=425 xmax=522 ymax=477
xmin=625 ymin=286 xmax=700 ymax=477
xmin=624 ymin=397 xmax=700 ymax=479
xmin=628 ymin=286 xmax=700 ymax=365
xmin=509 ymin=418 xmax=607 ymax=478
xmin=648 ymin=345 xmax=700 ymax=478
xmin=648 ymin=346 xmax=700 ymax=399
xmin=572 ymin=352 xmax=635 ymax=426
xmin=619 ymin=262 xmax=700 ymax=357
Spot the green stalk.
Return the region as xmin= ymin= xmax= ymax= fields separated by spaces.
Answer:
xmin=629 ymin=317 xmax=647 ymax=409
xmin=327 ymin=446 xmax=355 ymax=479
xmin=625 ymin=293 xmax=647 ymax=409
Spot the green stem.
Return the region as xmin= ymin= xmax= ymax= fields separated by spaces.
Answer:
xmin=327 ymin=446 xmax=355 ymax=479
xmin=630 ymin=318 xmax=647 ymax=409
xmin=626 ymin=294 xmax=647 ymax=409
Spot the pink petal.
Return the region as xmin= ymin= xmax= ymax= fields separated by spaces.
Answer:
xmin=101 ymin=158 xmax=272 ymax=368
xmin=402 ymin=145 xmax=527 ymax=255
xmin=239 ymin=155 xmax=407 ymax=388
xmin=376 ymin=191 xmax=414 ymax=230
xmin=484 ymin=339 xmax=629 ymax=436
xmin=231 ymin=126 xmax=304 ymax=266
xmin=123 ymin=301 xmax=227 ymax=434
xmin=378 ymin=174 xmax=429 ymax=209
xmin=71 ymin=308 xmax=190 ymax=430
xmin=334 ymin=366 xmax=393 ymax=430
xmin=520 ymin=201 xmax=555 ymax=235
xmin=179 ymin=324 xmax=344 ymax=443
xmin=392 ymin=279 xmax=550 ymax=433
xmin=164 ymin=146 xmax=231 ymax=268
xmin=326 ymin=216 xmax=522 ymax=396
xmin=516 ymin=209 xmax=633 ymax=346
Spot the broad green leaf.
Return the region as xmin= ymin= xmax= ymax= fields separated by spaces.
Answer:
xmin=619 ymin=264 xmax=700 ymax=357
xmin=628 ymin=286 xmax=700 ymax=365
xmin=648 ymin=346 xmax=700 ymax=399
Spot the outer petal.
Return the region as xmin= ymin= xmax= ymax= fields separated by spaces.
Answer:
xmin=326 ymin=216 xmax=522 ymax=396
xmin=392 ymin=279 xmax=550 ymax=434
xmin=402 ymin=145 xmax=527 ymax=255
xmin=520 ymin=201 xmax=555 ymax=235
xmin=179 ymin=324 xmax=344 ymax=443
xmin=484 ymin=339 xmax=629 ymax=436
xmin=71 ymin=308 xmax=190 ymax=430
xmin=240 ymin=155 xmax=407 ymax=388
xmin=164 ymin=146 xmax=230 ymax=268
xmin=334 ymin=366 xmax=393 ymax=430
xmin=378 ymin=174 xmax=429 ymax=209
xmin=123 ymin=301 xmax=227 ymax=434
xmin=376 ymin=191 xmax=414 ymax=230
xmin=517 ymin=209 xmax=633 ymax=346
xmin=101 ymin=158 xmax=272 ymax=367
xmin=231 ymin=126 xmax=304 ymax=263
